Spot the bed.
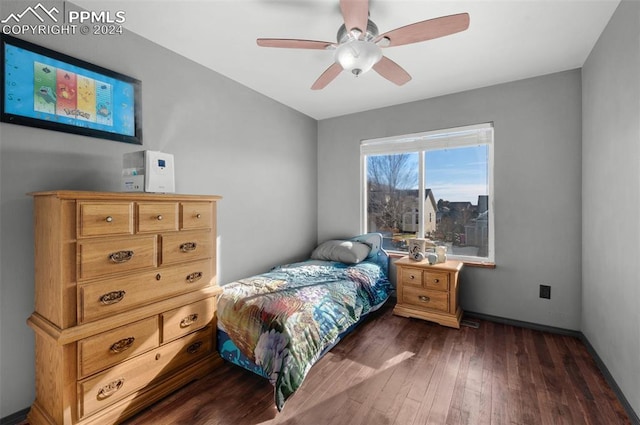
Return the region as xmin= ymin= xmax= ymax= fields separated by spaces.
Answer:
xmin=216 ymin=233 xmax=392 ymax=411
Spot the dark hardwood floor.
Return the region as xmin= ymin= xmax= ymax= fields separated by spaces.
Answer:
xmin=118 ymin=302 xmax=632 ymax=425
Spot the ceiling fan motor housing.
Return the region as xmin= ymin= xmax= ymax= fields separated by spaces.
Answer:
xmin=337 ymin=19 xmax=380 ymax=42
xmin=335 ymin=19 xmax=383 ymax=75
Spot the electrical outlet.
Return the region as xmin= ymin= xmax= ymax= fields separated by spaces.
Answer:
xmin=539 ymin=284 xmax=551 ymax=299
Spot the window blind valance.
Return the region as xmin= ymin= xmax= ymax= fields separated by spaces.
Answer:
xmin=360 ymin=123 xmax=493 ymax=155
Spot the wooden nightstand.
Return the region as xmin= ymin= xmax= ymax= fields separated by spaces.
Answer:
xmin=393 ymin=257 xmax=464 ymax=328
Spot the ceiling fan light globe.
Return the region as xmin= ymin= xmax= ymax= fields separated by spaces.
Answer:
xmin=335 ymin=40 xmax=382 ymax=76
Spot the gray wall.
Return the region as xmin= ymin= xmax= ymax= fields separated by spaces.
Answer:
xmin=0 ymin=1 xmax=317 ymax=417
xmin=3 ymin=0 xmax=639 ymax=420
xmin=582 ymin=0 xmax=640 ymax=416
xmin=318 ymin=70 xmax=583 ymax=330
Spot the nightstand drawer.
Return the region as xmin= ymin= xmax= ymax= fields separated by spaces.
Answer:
xmin=402 ymin=286 xmax=449 ymax=313
xmin=423 ymin=271 xmax=449 ymax=291
xmin=401 ymin=268 xmax=423 ymax=286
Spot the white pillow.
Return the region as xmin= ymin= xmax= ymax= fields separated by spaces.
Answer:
xmin=310 ymin=240 xmax=371 ymax=264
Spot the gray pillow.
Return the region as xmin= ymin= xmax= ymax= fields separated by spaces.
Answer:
xmin=310 ymin=240 xmax=371 ymax=264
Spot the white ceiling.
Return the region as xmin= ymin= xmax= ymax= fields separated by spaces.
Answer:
xmin=74 ymin=0 xmax=620 ymax=120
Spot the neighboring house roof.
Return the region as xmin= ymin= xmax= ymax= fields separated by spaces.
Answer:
xmin=448 ymin=201 xmax=473 ymax=210
xmin=400 ymin=188 xmax=437 ymax=210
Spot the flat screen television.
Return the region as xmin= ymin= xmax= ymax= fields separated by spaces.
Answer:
xmin=1 ymin=34 xmax=142 ymax=145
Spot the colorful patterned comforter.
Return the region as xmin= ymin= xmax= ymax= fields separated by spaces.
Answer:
xmin=217 ymin=259 xmax=391 ymax=410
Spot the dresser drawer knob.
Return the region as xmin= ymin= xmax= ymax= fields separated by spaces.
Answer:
xmin=434 ymin=279 xmax=440 ymax=283
xmin=180 ymin=242 xmax=197 ymax=252
xmin=410 ymin=275 xmax=415 ymax=280
xmin=105 ymin=216 xmax=113 ymax=223
xmin=97 ymin=377 xmax=125 ymax=399
xmin=180 ymin=313 xmax=199 ymax=328
xmin=99 ymin=290 xmax=126 ymax=305
xmin=186 ymin=272 xmax=203 ymax=283
xmin=156 ymin=273 xmax=162 ymax=281
xmin=187 ymin=341 xmax=203 ymax=354
xmin=196 ymin=213 xmax=202 ymax=219
xmin=109 ymin=250 xmax=134 ymax=263
xmin=110 ymin=337 xmax=135 ymax=353
xmin=418 ymin=295 xmax=431 ymax=303
xmin=156 ymin=215 xmax=163 ymax=221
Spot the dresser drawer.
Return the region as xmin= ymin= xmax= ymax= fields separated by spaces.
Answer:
xmin=423 ymin=271 xmax=449 ymax=291
xmin=78 ymin=235 xmax=158 ymax=280
xmin=78 ymin=326 xmax=213 ymax=418
xmin=162 ymin=297 xmax=215 ymax=343
xmin=180 ymin=202 xmax=213 ymax=230
xmin=401 ymin=267 xmax=423 ymax=287
xmin=79 ymin=259 xmax=213 ymax=323
xmin=161 ymin=229 xmax=212 ymax=265
xmin=160 ymin=325 xmax=214 ymax=377
xmin=78 ymin=316 xmax=159 ymax=378
xmin=78 ymin=202 xmax=133 ymax=237
xmin=402 ymin=286 xmax=449 ymax=313
xmin=137 ymin=202 xmax=178 ymax=233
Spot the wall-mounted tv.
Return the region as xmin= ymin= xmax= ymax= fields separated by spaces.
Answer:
xmin=1 ymin=34 xmax=142 ymax=145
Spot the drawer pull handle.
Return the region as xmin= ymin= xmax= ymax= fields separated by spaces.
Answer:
xmin=105 ymin=216 xmax=113 ymax=223
xmin=418 ymin=295 xmax=431 ymax=303
xmin=97 ymin=377 xmax=125 ymax=399
xmin=434 ymin=279 xmax=440 ymax=283
xmin=186 ymin=272 xmax=203 ymax=283
xmin=180 ymin=314 xmax=199 ymax=328
xmin=410 ymin=275 xmax=415 ymax=279
xmin=109 ymin=250 xmax=134 ymax=263
xmin=99 ymin=290 xmax=126 ymax=305
xmin=196 ymin=213 xmax=202 ymax=219
xmin=180 ymin=242 xmax=197 ymax=252
xmin=187 ymin=341 xmax=203 ymax=354
xmin=110 ymin=337 xmax=135 ymax=353
xmin=156 ymin=215 xmax=163 ymax=221
xmin=156 ymin=273 xmax=162 ymax=281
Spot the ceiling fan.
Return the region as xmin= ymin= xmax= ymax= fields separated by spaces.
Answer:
xmin=257 ymin=0 xmax=470 ymax=90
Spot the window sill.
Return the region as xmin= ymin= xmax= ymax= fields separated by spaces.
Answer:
xmin=460 ymin=260 xmax=496 ymax=269
xmin=388 ymin=252 xmax=496 ymax=269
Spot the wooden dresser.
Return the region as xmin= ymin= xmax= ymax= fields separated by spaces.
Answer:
xmin=393 ymin=257 xmax=463 ymax=328
xmin=27 ymin=191 xmax=223 ymax=425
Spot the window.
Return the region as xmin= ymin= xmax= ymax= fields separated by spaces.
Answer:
xmin=361 ymin=123 xmax=494 ymax=263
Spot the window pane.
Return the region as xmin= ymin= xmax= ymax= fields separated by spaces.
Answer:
xmin=366 ymin=153 xmax=419 ymax=253
xmin=362 ymin=124 xmax=493 ymax=263
xmin=426 ymin=145 xmax=489 ymax=258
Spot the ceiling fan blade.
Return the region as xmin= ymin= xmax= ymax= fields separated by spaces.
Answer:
xmin=311 ymin=63 xmax=343 ymax=90
xmin=257 ymin=38 xmax=334 ymax=50
xmin=377 ymin=13 xmax=470 ymax=47
xmin=340 ymin=0 xmax=369 ymax=35
xmin=373 ymin=56 xmax=411 ymax=86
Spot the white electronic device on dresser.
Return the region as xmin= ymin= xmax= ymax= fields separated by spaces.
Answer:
xmin=122 ymin=150 xmax=175 ymax=193
xmin=27 ymin=191 xmax=221 ymax=425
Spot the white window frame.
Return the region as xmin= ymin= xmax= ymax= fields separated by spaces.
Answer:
xmin=360 ymin=123 xmax=495 ymax=263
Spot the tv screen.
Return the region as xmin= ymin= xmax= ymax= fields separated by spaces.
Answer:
xmin=1 ymin=34 xmax=142 ymax=144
